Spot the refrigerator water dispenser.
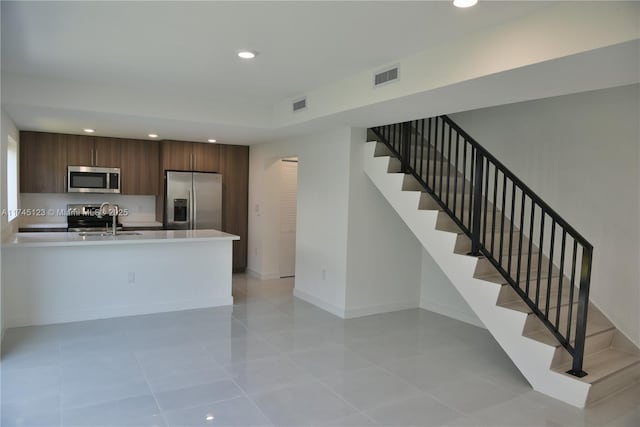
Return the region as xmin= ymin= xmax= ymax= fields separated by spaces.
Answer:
xmin=174 ymin=199 xmax=188 ymax=222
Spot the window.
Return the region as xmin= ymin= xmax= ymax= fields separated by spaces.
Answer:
xmin=7 ymin=135 xmax=18 ymax=221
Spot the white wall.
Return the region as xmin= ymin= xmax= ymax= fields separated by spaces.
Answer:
xmin=1 ymin=109 xmax=20 ymax=347
xmin=345 ymin=128 xmax=422 ymax=317
xmin=449 ymin=84 xmax=640 ymax=346
xmin=420 ymin=250 xmax=482 ymax=328
xmin=249 ymin=128 xmax=352 ymax=314
xmin=1 ymin=110 xmax=19 ymax=237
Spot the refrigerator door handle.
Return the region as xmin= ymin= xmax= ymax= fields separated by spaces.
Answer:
xmin=187 ymin=189 xmax=193 ymax=230
xmin=192 ymin=181 xmax=197 ymax=229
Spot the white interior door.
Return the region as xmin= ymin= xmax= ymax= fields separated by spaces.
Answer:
xmin=279 ymin=159 xmax=298 ymax=278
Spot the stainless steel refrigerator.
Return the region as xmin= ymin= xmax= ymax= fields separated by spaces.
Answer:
xmin=164 ymin=171 xmax=222 ymax=230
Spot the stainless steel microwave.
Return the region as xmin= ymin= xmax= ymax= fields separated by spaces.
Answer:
xmin=67 ymin=166 xmax=121 ymax=193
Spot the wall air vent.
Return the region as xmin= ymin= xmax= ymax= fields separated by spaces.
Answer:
xmin=292 ymin=97 xmax=307 ymax=112
xmin=374 ymin=65 xmax=399 ymax=87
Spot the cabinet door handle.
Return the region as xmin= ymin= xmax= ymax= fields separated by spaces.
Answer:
xmin=95 ymin=147 xmax=98 ymax=165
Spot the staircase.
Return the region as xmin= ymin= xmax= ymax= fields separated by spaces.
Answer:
xmin=363 ymin=116 xmax=640 ymax=408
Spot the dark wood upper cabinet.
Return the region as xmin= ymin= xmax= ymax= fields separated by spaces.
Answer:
xmin=161 ymin=140 xmax=193 ymax=171
xmin=120 ymin=139 xmax=159 ymax=195
xmin=192 ymin=142 xmax=220 ymax=172
xmin=160 ymin=140 xmax=220 ymax=172
xmin=66 ymin=134 xmax=94 ymax=166
xmin=20 ymin=131 xmax=67 ymax=193
xmin=93 ymin=137 xmax=121 ymax=168
xmin=66 ymin=134 xmax=121 ymax=168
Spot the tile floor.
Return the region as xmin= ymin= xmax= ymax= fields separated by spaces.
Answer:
xmin=1 ymin=274 xmax=639 ymax=427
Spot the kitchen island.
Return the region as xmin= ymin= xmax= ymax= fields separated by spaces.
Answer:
xmin=2 ymin=229 xmax=239 ymax=327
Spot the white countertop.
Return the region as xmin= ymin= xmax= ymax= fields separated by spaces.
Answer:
xmin=3 ymin=229 xmax=240 ymax=248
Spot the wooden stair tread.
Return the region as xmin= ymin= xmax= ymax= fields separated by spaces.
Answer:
xmin=474 ymin=266 xmax=560 ymax=283
xmin=553 ymin=348 xmax=640 ymax=384
xmin=523 ymin=309 xmax=614 ymax=347
xmin=498 ymin=290 xmax=571 ymax=313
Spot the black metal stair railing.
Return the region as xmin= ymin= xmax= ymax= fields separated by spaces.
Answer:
xmin=370 ymin=116 xmax=593 ymax=377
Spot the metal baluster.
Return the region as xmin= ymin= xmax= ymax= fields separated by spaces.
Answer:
xmin=535 ymin=212 xmax=545 ymax=306
xmin=517 ymin=192 xmax=526 ymax=288
xmin=437 ymin=118 xmax=443 ymax=198
xmin=566 ymin=240 xmax=578 ymax=343
xmin=555 ymin=230 xmax=567 ymax=329
xmin=426 ymin=118 xmax=432 ymax=190
xmin=526 ymin=203 xmax=535 ymax=296
xmin=500 ymin=173 xmax=507 ymax=264
xmin=410 ymin=120 xmax=418 ymax=172
xmin=446 ymin=126 xmax=452 ymax=207
xmin=508 ymin=181 xmax=516 ymax=278
xmin=568 ymin=246 xmax=592 ymax=377
xmin=471 ymin=151 xmax=484 ymax=255
xmin=545 ymin=220 xmax=556 ymax=317
xmin=491 ymin=167 xmax=498 ymax=256
xmin=468 ymin=146 xmax=475 ymax=229
xmin=420 ymin=120 xmax=425 ymax=181
xmin=461 ymin=141 xmax=468 ymax=228
xmin=482 ymin=160 xmax=490 ymax=249
xmin=454 ymin=133 xmax=460 ymax=218
xmin=401 ymin=122 xmax=411 ymax=173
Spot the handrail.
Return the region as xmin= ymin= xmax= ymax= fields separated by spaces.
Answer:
xmin=370 ymin=116 xmax=593 ymax=377
xmin=441 ymin=116 xmax=593 ymax=250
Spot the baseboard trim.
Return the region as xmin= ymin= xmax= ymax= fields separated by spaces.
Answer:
xmin=6 ymin=297 xmax=234 ymax=328
xmin=246 ymin=268 xmax=281 ymax=281
xmin=344 ymin=301 xmax=419 ymax=319
xmin=293 ymin=288 xmax=346 ymax=318
xmin=420 ymin=299 xmax=485 ymax=328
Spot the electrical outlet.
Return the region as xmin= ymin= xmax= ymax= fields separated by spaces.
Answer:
xmin=128 ymin=272 xmax=135 ymax=284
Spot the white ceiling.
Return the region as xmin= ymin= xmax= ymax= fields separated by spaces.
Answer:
xmin=11 ymin=1 xmax=633 ymax=145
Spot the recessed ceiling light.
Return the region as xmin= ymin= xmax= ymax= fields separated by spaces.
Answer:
xmin=148 ymin=133 xmax=159 ymax=138
xmin=453 ymin=0 xmax=477 ymax=7
xmin=205 ymin=415 xmax=215 ymax=421
xmin=207 ymin=139 xmax=217 ymax=143
xmin=83 ymin=128 xmax=95 ymax=133
xmin=237 ymin=50 xmax=257 ymax=59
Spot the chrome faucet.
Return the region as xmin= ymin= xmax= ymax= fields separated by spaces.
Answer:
xmin=98 ymin=202 xmax=119 ymax=236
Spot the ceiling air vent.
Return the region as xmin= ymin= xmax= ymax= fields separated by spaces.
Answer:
xmin=374 ymin=65 xmax=399 ymax=87
xmin=292 ymin=97 xmax=307 ymax=112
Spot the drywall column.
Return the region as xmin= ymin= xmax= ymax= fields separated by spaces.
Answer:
xmin=249 ymin=127 xmax=426 ymax=318
xmin=449 ymin=84 xmax=640 ymax=346
xmin=248 ymin=127 xmax=352 ymax=315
